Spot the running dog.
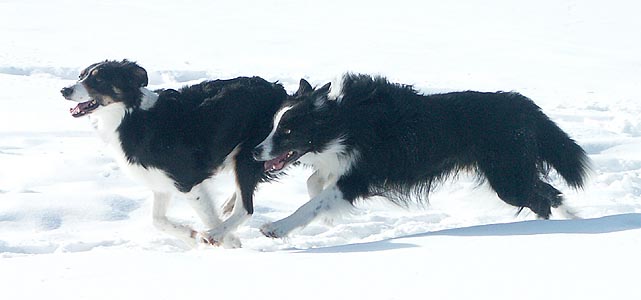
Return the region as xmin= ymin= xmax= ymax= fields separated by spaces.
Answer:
xmin=253 ymin=74 xmax=590 ymax=238
xmin=61 ymin=60 xmax=286 ymax=247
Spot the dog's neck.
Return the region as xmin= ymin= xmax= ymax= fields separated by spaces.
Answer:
xmin=89 ymin=102 xmax=129 ymax=144
xmin=89 ymin=87 xmax=158 ymax=144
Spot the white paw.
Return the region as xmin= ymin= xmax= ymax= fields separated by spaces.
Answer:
xmin=221 ymin=234 xmax=242 ymax=249
xmin=202 ymin=228 xmax=242 ymax=249
xmin=172 ymin=230 xmax=204 ymax=248
xmin=193 ymin=231 xmax=212 ymax=245
xmin=260 ymin=222 xmax=288 ymax=239
xmin=182 ymin=235 xmax=201 ymax=248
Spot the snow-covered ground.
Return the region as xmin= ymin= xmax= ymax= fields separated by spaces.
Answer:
xmin=1 ymin=0 xmax=641 ymax=299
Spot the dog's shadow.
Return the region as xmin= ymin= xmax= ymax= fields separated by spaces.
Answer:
xmin=296 ymin=213 xmax=641 ymax=254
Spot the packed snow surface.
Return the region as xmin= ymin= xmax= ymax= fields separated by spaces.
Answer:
xmin=1 ymin=1 xmax=640 ymax=299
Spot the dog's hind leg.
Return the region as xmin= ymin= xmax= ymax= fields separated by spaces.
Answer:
xmin=478 ymin=130 xmax=561 ymax=219
xmin=480 ymin=154 xmax=556 ymax=218
xmin=152 ymin=191 xmax=202 ymax=247
xmin=532 ymin=180 xmax=581 ymax=219
xmin=483 ymin=160 xmax=563 ymax=219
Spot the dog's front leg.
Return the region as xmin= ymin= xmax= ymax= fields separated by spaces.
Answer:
xmin=201 ymin=188 xmax=247 ymax=248
xmin=306 ymin=170 xmax=327 ymax=199
xmin=201 ymin=154 xmax=261 ymax=248
xmin=260 ymin=183 xmax=352 ymax=238
xmin=220 ymin=193 xmax=236 ymax=217
xmin=185 ymin=184 xmax=230 ymax=237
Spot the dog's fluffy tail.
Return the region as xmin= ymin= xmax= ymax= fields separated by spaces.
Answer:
xmin=537 ymin=116 xmax=591 ymax=189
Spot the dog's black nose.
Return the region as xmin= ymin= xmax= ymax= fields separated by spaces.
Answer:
xmin=61 ymin=87 xmax=74 ymax=98
xmin=252 ymin=145 xmax=264 ymax=161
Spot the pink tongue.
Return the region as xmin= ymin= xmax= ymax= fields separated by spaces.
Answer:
xmin=69 ymin=100 xmax=98 ymax=118
xmin=70 ymin=105 xmax=82 ymax=116
xmin=264 ymin=153 xmax=289 ymax=172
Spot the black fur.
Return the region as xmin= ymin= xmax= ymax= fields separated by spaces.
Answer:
xmin=71 ymin=60 xmax=287 ymax=215
xmin=262 ymin=74 xmax=590 ymax=218
xmin=119 ymin=78 xmax=286 ymax=199
xmin=79 ymin=60 xmax=148 ymax=107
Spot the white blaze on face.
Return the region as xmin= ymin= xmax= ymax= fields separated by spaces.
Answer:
xmin=67 ymin=82 xmax=91 ymax=103
xmin=66 ymin=63 xmax=102 ymax=103
xmin=255 ymin=105 xmax=293 ymax=160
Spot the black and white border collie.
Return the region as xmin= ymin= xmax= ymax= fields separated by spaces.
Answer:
xmin=61 ymin=60 xmax=286 ymax=247
xmin=253 ymin=74 xmax=591 ymax=238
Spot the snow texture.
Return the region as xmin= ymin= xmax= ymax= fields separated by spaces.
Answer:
xmin=1 ymin=0 xmax=640 ymax=299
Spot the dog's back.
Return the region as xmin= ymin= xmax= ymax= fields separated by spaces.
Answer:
xmin=118 ymin=77 xmax=286 ymax=191
xmin=254 ymin=74 xmax=590 ymax=238
xmin=337 ymin=75 xmax=589 ymax=217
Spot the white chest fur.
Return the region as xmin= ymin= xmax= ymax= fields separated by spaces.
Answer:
xmin=298 ymin=138 xmax=359 ymax=185
xmin=89 ymin=100 xmax=178 ymax=194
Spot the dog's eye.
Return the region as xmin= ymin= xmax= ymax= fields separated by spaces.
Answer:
xmin=282 ymin=128 xmax=292 ymax=135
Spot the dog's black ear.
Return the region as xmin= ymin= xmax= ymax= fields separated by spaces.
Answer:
xmin=317 ymin=82 xmax=331 ymax=95
xmin=123 ymin=60 xmax=148 ymax=87
xmin=132 ymin=64 xmax=148 ymax=87
xmin=295 ymin=78 xmax=313 ymax=96
xmin=311 ymin=82 xmax=332 ymax=109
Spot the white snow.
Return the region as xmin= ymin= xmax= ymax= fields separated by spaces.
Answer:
xmin=1 ymin=0 xmax=641 ymax=299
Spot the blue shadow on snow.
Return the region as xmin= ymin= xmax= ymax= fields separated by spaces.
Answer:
xmin=298 ymin=213 xmax=641 ymax=254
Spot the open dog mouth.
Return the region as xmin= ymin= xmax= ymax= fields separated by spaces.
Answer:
xmin=69 ymin=100 xmax=99 ymax=118
xmin=264 ymin=150 xmax=302 ymax=173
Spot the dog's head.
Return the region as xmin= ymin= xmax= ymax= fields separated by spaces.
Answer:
xmin=253 ymin=78 xmax=334 ymax=173
xmin=61 ymin=60 xmax=148 ymax=118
